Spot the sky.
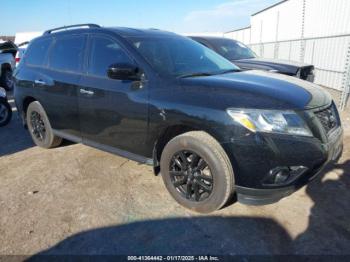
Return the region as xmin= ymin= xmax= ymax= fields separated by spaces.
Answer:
xmin=1 ymin=0 xmax=280 ymax=35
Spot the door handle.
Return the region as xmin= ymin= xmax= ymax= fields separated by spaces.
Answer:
xmin=80 ymin=89 xmax=94 ymax=96
xmin=34 ymin=79 xmax=46 ymax=85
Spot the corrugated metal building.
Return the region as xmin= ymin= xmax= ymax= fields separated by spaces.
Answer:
xmin=224 ymin=0 xmax=350 ymax=110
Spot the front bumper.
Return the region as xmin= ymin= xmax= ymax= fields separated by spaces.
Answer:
xmin=223 ymin=126 xmax=343 ymax=206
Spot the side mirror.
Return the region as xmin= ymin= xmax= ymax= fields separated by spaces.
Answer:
xmin=107 ymin=63 xmax=140 ymax=81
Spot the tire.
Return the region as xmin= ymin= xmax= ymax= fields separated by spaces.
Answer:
xmin=0 ymin=99 xmax=12 ymax=127
xmin=26 ymin=101 xmax=62 ymax=148
xmin=0 ymin=69 xmax=14 ymax=91
xmin=160 ymin=131 xmax=234 ymax=213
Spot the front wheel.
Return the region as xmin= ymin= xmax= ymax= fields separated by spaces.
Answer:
xmin=26 ymin=101 xmax=63 ymax=148
xmin=0 ymin=99 xmax=12 ymax=127
xmin=160 ymin=131 xmax=235 ymax=213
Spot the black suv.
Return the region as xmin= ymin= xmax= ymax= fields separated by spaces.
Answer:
xmin=190 ymin=36 xmax=315 ymax=82
xmin=15 ymin=24 xmax=343 ymax=213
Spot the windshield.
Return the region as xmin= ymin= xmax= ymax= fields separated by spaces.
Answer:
xmin=209 ymin=39 xmax=256 ymax=61
xmin=127 ymin=36 xmax=239 ymax=78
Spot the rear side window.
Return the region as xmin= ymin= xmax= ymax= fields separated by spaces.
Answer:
xmin=88 ymin=36 xmax=132 ymax=77
xmin=25 ymin=38 xmax=51 ymax=66
xmin=49 ymin=35 xmax=86 ymax=72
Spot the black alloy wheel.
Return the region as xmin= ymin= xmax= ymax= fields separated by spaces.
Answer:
xmin=160 ymin=131 xmax=235 ymax=213
xmin=26 ymin=101 xmax=62 ymax=148
xmin=30 ymin=111 xmax=46 ymax=141
xmin=170 ymin=150 xmax=213 ymax=202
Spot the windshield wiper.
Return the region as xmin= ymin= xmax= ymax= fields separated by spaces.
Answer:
xmin=177 ymin=72 xmax=213 ymax=79
xmin=215 ymin=69 xmax=241 ymax=75
xmin=178 ymin=69 xmax=240 ymax=78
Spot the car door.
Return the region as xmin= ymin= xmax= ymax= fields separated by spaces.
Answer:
xmin=40 ymin=34 xmax=87 ymax=139
xmin=78 ymin=34 xmax=149 ymax=158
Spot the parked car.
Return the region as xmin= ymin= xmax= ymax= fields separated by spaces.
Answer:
xmin=190 ymin=36 xmax=315 ymax=82
xmin=0 ymin=87 xmax=12 ymax=127
xmin=0 ymin=41 xmax=17 ymax=90
xmin=15 ymin=24 xmax=343 ymax=213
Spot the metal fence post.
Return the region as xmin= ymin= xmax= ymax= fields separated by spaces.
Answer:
xmin=340 ymin=40 xmax=350 ymax=111
xmin=300 ymin=0 xmax=306 ymax=62
xmin=274 ymin=42 xmax=279 ymax=59
xmin=259 ymin=20 xmax=264 ymax=57
xmin=274 ymin=11 xmax=280 ymax=59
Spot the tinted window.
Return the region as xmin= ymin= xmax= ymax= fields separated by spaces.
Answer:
xmin=128 ymin=36 xmax=239 ymax=77
xmin=49 ymin=35 xmax=85 ymax=72
xmin=25 ymin=38 xmax=51 ymax=66
xmin=209 ymin=39 xmax=257 ymax=60
xmin=88 ymin=36 xmax=132 ymax=77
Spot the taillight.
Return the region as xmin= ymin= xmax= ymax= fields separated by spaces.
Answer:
xmin=16 ymin=57 xmax=20 ymax=63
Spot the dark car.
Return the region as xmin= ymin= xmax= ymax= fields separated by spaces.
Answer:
xmin=15 ymin=24 xmax=343 ymax=213
xmin=190 ymin=36 xmax=315 ymax=82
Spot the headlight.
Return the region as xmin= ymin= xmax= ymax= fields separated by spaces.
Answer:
xmin=227 ymin=109 xmax=313 ymax=137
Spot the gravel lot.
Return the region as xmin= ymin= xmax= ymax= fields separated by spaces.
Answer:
xmin=0 ymin=93 xmax=349 ymax=256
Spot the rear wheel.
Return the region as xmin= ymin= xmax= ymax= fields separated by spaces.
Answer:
xmin=26 ymin=101 xmax=62 ymax=148
xmin=0 ymin=99 xmax=12 ymax=127
xmin=160 ymin=131 xmax=234 ymax=213
xmin=0 ymin=69 xmax=14 ymax=91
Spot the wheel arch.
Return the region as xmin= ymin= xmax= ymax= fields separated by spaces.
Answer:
xmin=152 ymin=124 xmax=240 ymax=188
xmin=21 ymin=96 xmax=38 ymax=127
xmin=152 ymin=123 xmax=224 ymax=175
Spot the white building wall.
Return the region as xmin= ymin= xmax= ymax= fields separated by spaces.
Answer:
xmin=250 ymin=0 xmax=304 ymax=43
xmin=224 ymin=27 xmax=251 ymax=44
xmin=262 ymin=43 xmax=276 ymax=58
xmin=251 ymin=6 xmax=279 ymax=43
xmin=304 ymin=0 xmax=350 ymax=38
xmin=275 ymin=0 xmax=304 ymax=41
xmin=14 ymin=32 xmax=43 ymax=45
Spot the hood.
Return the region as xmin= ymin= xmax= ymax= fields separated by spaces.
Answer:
xmin=180 ymin=70 xmax=331 ymax=110
xmin=233 ymin=58 xmax=311 ymax=75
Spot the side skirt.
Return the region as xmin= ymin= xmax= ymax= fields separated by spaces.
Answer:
xmin=53 ymin=130 xmax=82 ymax=143
xmin=53 ymin=129 xmax=154 ymax=166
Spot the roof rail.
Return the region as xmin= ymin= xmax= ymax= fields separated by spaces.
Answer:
xmin=43 ymin=24 xmax=101 ymax=35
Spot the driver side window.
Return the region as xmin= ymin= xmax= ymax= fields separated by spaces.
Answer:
xmin=88 ymin=36 xmax=132 ymax=77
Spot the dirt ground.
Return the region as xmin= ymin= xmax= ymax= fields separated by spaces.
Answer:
xmin=0 ymin=92 xmax=349 ymax=256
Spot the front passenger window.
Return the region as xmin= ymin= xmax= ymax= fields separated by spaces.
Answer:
xmin=88 ymin=36 xmax=132 ymax=77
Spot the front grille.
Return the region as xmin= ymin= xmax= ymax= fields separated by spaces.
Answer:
xmin=299 ymin=66 xmax=314 ymax=81
xmin=314 ymin=103 xmax=339 ymax=135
